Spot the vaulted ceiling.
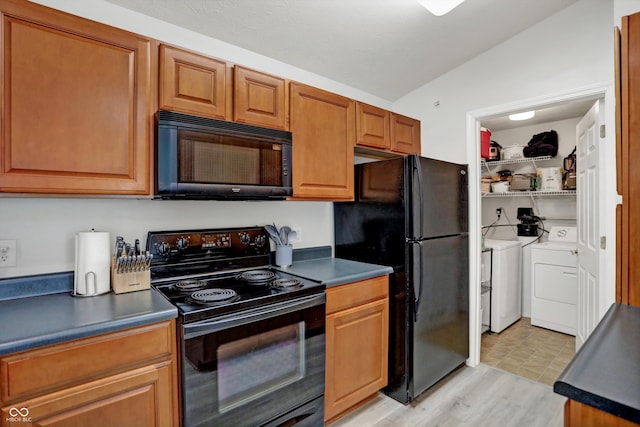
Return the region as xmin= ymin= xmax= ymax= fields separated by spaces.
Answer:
xmin=105 ymin=0 xmax=579 ymax=102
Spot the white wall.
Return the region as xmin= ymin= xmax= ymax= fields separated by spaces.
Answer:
xmin=0 ymin=199 xmax=333 ymax=278
xmin=393 ymin=0 xmax=614 ymax=164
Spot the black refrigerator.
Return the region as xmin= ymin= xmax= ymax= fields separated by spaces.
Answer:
xmin=334 ymin=155 xmax=469 ymax=404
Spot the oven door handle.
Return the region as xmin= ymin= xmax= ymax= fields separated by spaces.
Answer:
xmin=183 ymin=292 xmax=326 ymax=339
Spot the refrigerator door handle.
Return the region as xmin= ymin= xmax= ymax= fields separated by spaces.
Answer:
xmin=413 ymin=241 xmax=424 ymax=322
xmin=412 ymin=154 xmax=425 ymax=240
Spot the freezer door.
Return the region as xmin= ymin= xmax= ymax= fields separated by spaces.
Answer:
xmin=408 ymin=155 xmax=468 ymax=240
xmin=408 ymin=234 xmax=469 ymax=400
xmin=334 ymin=158 xmax=406 ymax=269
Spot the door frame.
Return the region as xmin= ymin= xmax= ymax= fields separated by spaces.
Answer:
xmin=465 ymin=82 xmax=617 ymax=367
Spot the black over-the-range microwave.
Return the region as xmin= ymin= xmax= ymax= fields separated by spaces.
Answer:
xmin=155 ymin=110 xmax=292 ymax=200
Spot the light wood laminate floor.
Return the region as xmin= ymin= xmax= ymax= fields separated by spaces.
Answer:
xmin=327 ymin=363 xmax=565 ymax=427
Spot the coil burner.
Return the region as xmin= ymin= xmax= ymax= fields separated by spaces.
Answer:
xmin=237 ymin=269 xmax=279 ymax=284
xmin=187 ymin=289 xmax=240 ymax=306
xmin=173 ymin=280 xmax=208 ymax=292
xmin=270 ymin=278 xmax=303 ymax=291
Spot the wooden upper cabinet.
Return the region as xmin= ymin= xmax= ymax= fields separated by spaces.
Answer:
xmin=290 ymin=82 xmax=355 ymax=200
xmin=355 ymin=102 xmax=391 ymax=150
xmin=391 ymin=113 xmax=421 ymax=155
xmin=234 ymin=66 xmax=288 ymax=130
xmin=159 ymin=44 xmax=229 ymax=119
xmin=0 ymin=0 xmax=154 ymax=195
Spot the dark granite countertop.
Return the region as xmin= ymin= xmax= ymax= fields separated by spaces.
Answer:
xmin=0 ymin=272 xmax=177 ymax=356
xmin=0 ymin=247 xmax=389 ymax=356
xmin=275 ymin=256 xmax=393 ymax=287
xmin=554 ymin=303 xmax=640 ymax=423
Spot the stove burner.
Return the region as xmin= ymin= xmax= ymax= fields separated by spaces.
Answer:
xmin=174 ymin=280 xmax=208 ymax=292
xmin=237 ymin=269 xmax=278 ymax=284
xmin=270 ymin=278 xmax=303 ymax=291
xmin=187 ymin=288 xmax=239 ymax=305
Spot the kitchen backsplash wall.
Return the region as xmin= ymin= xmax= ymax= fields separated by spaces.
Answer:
xmin=0 ymin=198 xmax=333 ymax=279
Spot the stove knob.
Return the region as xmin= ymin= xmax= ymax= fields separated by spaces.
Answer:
xmin=254 ymin=234 xmax=266 ymax=247
xmin=156 ymin=242 xmax=171 ymax=256
xmin=239 ymin=232 xmax=251 ymax=245
xmin=176 ymin=236 xmax=190 ymax=251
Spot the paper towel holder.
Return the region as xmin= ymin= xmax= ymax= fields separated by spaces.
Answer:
xmin=72 ymin=229 xmax=112 ymax=297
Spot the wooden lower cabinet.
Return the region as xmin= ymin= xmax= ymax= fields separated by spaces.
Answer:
xmin=564 ymin=399 xmax=639 ymax=427
xmin=0 ymin=320 xmax=179 ymax=427
xmin=324 ymin=275 xmax=389 ymax=423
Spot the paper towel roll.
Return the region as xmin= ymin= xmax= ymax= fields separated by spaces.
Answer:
xmin=74 ymin=230 xmax=111 ymax=296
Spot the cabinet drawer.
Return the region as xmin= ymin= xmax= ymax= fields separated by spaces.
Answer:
xmin=1 ymin=321 xmax=175 ymax=404
xmin=326 ymin=275 xmax=388 ymax=315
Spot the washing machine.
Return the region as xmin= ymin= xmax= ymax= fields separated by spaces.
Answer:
xmin=483 ymin=239 xmax=522 ymax=333
xmin=530 ymin=226 xmax=578 ymax=336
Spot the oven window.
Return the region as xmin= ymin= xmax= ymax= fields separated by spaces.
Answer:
xmin=217 ymin=322 xmax=305 ymax=412
xmin=178 ymin=130 xmax=283 ymax=186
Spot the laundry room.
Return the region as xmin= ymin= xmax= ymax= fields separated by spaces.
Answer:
xmin=477 ymin=98 xmax=597 ymax=385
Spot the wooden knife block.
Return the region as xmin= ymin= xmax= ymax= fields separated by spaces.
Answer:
xmin=111 ymin=256 xmax=151 ymax=294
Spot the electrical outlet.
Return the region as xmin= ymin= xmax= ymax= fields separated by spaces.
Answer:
xmin=291 ymin=227 xmax=302 ymax=243
xmin=0 ymin=240 xmax=17 ymax=267
xmin=496 ymin=208 xmax=502 ymax=216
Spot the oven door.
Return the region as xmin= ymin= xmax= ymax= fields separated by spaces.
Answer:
xmin=181 ymin=292 xmax=325 ymax=427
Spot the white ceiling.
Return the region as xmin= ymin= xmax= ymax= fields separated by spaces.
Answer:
xmin=481 ymin=99 xmax=597 ymax=131
xmin=104 ymin=0 xmax=579 ymax=102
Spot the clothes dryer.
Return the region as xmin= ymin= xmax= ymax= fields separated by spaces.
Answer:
xmin=530 ymin=227 xmax=578 ymax=335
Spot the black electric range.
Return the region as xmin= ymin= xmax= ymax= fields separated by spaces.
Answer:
xmin=146 ymin=226 xmax=324 ymax=323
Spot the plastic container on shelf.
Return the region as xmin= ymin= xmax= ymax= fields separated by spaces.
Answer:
xmin=480 ymin=127 xmax=491 ymax=159
xmin=537 ymin=167 xmax=563 ymax=191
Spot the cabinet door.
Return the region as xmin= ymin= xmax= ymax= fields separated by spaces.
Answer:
xmin=159 ymin=44 xmax=229 ymax=119
xmin=618 ymin=12 xmax=640 ymax=306
xmin=0 ymin=0 xmax=153 ymax=195
xmin=390 ymin=113 xmax=421 ymax=155
xmin=1 ymin=363 xmax=177 ymax=427
xmin=325 ymin=298 xmax=388 ymax=422
xmin=234 ymin=66 xmax=288 ymax=130
xmin=290 ymin=82 xmax=354 ymax=200
xmin=355 ymin=102 xmax=390 ymax=150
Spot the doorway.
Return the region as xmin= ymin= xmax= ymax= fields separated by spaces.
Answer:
xmin=465 ymin=83 xmax=617 ymax=368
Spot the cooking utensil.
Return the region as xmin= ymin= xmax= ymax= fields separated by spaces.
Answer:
xmin=264 ymin=224 xmax=282 ymax=245
xmin=287 ymin=230 xmax=297 ymax=244
xmin=280 ymin=226 xmax=291 ymax=245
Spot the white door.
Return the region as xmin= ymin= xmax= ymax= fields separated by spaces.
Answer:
xmin=576 ymin=100 xmax=603 ymax=350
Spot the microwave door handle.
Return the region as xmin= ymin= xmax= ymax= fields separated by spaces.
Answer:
xmin=183 ymin=293 xmax=325 ymax=339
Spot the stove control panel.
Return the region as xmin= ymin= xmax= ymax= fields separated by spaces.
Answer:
xmin=146 ymin=227 xmax=270 ymax=264
xmin=202 ymin=233 xmax=231 ymax=249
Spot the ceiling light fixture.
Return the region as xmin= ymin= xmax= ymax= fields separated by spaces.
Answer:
xmin=416 ymin=0 xmax=465 ymax=16
xmin=509 ymin=111 xmax=536 ymax=121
